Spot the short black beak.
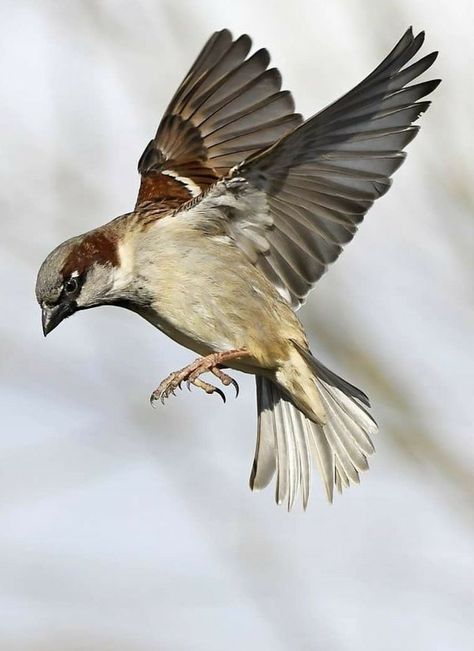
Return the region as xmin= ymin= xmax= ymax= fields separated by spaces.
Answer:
xmin=42 ymin=301 xmax=75 ymax=336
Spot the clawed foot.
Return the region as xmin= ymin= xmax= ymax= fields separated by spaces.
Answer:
xmin=150 ymin=349 xmax=245 ymax=406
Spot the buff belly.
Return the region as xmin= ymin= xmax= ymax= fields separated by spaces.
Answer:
xmin=137 ymin=226 xmax=304 ymax=374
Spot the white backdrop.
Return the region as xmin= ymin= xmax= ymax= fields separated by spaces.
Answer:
xmin=0 ymin=1 xmax=473 ymax=649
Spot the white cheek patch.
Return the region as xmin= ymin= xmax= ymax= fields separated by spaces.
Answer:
xmin=162 ymin=169 xmax=202 ymax=198
xmin=112 ymin=240 xmax=135 ymax=291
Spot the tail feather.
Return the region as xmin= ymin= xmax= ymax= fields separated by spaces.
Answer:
xmin=319 ymin=389 xmax=369 ymax=472
xmin=335 ymin=466 xmax=343 ymax=493
xmin=280 ymin=398 xmax=298 ymax=508
xmin=253 ymin=378 xmax=312 ymax=508
xmin=251 ymin=351 xmax=378 ymax=509
xmin=307 ymin=416 xmax=334 ymax=503
xmin=335 ymin=460 xmax=350 ymax=492
xmin=251 ymin=377 xmax=277 ymax=490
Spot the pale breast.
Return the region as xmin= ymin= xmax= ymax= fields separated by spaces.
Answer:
xmin=134 ymin=215 xmax=303 ymax=371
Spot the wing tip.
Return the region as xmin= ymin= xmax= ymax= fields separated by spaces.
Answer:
xmin=215 ymin=29 xmax=254 ymax=53
xmin=424 ymin=77 xmax=442 ymax=94
xmin=211 ymin=28 xmax=234 ymax=47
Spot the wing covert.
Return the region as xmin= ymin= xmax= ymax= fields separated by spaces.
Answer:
xmin=135 ymin=29 xmax=302 ymax=209
xmin=213 ymin=28 xmax=440 ymax=307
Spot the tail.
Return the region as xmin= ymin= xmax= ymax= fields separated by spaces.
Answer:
xmin=250 ymin=345 xmax=377 ymax=510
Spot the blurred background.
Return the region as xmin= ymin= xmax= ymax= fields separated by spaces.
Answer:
xmin=0 ymin=0 xmax=473 ymax=649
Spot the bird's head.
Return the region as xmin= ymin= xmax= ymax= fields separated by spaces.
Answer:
xmin=36 ymin=228 xmax=122 ymax=336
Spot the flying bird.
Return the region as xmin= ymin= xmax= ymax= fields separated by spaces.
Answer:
xmin=36 ymin=27 xmax=439 ymax=509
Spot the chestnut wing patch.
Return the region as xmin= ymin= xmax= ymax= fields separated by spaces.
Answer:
xmin=135 ymin=29 xmax=302 ymax=209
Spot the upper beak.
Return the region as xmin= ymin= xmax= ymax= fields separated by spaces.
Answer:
xmin=42 ymin=302 xmax=75 ymax=336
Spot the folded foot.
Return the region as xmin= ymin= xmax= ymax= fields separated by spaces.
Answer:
xmin=150 ymin=349 xmax=246 ymax=405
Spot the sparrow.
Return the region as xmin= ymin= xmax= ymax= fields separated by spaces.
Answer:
xmin=36 ymin=27 xmax=439 ymax=509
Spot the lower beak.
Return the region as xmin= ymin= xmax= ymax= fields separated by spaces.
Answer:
xmin=42 ymin=302 xmax=75 ymax=336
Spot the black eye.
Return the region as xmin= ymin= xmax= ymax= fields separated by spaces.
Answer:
xmin=64 ymin=277 xmax=79 ymax=295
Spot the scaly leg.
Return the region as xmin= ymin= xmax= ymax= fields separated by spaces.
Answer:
xmin=150 ymin=348 xmax=247 ymax=405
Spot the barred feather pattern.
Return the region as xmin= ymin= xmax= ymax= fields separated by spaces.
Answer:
xmin=137 ymin=29 xmax=302 ymax=201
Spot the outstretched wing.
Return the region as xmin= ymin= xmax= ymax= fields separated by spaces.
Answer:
xmin=135 ymin=29 xmax=302 ymax=209
xmin=187 ymin=28 xmax=440 ymax=307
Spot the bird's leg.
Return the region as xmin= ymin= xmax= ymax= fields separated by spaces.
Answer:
xmin=150 ymin=348 xmax=247 ymax=405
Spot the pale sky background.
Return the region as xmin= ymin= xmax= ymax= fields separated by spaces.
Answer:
xmin=0 ymin=1 xmax=473 ymax=650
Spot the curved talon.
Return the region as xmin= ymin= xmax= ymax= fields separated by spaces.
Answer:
xmin=192 ymin=377 xmax=227 ymax=403
xmin=210 ymin=367 xmax=239 ymax=398
xmin=230 ymin=377 xmax=239 ymax=398
xmin=206 ymin=385 xmax=226 ymax=403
